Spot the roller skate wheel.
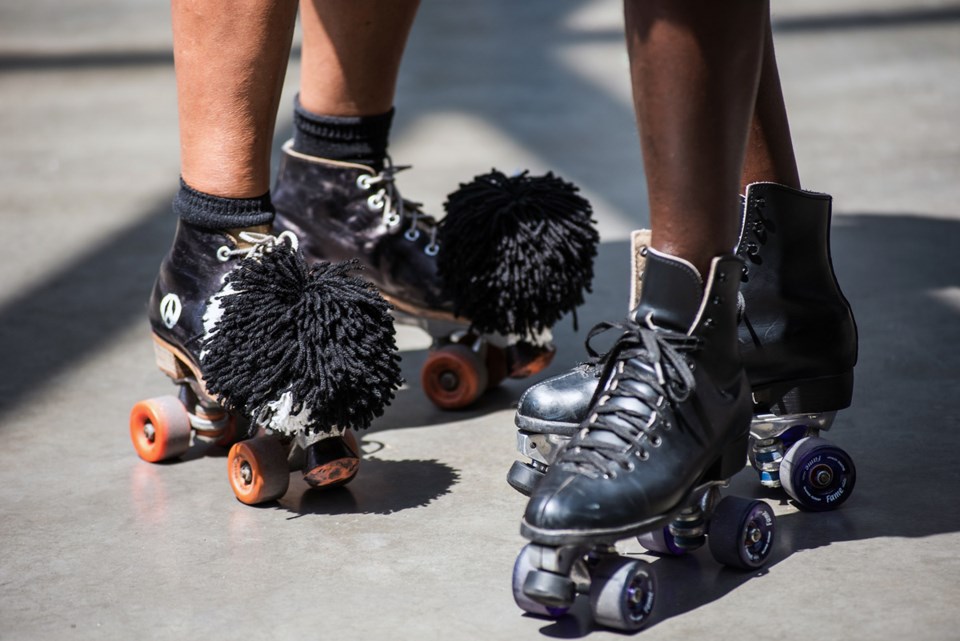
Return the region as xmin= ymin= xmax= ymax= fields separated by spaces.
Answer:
xmin=506 ymin=460 xmax=544 ymax=496
xmin=213 ymin=414 xmax=242 ymax=448
xmin=129 ymin=396 xmax=192 ymax=463
xmin=637 ymin=526 xmax=686 ymax=556
xmin=588 ymin=555 xmax=656 ymax=632
xmin=421 ymin=344 xmax=488 ymax=409
xmin=227 ymin=437 xmax=290 ymax=505
xmin=512 ymin=545 xmax=571 ymax=618
xmin=708 ymin=496 xmax=776 ymax=570
xmin=781 ymin=436 xmax=856 ymax=511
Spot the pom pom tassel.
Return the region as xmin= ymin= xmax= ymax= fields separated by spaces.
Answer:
xmin=201 ymin=244 xmax=402 ymax=437
xmin=438 ymin=170 xmax=599 ymax=337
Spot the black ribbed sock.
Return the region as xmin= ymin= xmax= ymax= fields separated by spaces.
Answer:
xmin=173 ymin=178 xmax=275 ymax=230
xmin=292 ymin=95 xmax=394 ymax=172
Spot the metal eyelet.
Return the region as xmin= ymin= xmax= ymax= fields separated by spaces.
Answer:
xmin=404 ymin=228 xmax=421 ymax=241
xmin=650 ymin=435 xmax=662 ymax=448
xmin=216 ymin=246 xmax=231 ymax=262
xmin=367 ymin=193 xmax=385 ymax=211
xmin=637 ymin=450 xmax=649 ymax=461
xmin=424 ymin=243 xmax=439 ymax=256
xmin=356 ymin=174 xmax=373 ymax=190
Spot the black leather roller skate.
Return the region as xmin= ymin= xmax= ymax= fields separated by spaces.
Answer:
xmin=513 ymin=250 xmax=776 ymax=632
xmin=130 ymin=220 xmax=401 ymax=504
xmin=509 ymin=184 xmax=858 ymax=512
xmin=272 ymin=143 xmax=598 ymax=409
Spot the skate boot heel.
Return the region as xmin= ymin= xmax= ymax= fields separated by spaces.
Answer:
xmin=751 ymin=370 xmax=854 ymax=415
xmin=152 ymin=334 xmax=189 ymax=382
xmin=717 ymin=432 xmax=751 ymax=481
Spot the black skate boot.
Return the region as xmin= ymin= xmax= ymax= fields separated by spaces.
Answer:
xmin=130 ymin=220 xmax=402 ymax=504
xmin=273 ymin=143 xmax=598 ymax=409
xmin=512 ymin=249 xmax=776 ymax=631
xmin=738 ymin=183 xmax=857 ymax=509
xmin=508 ymin=184 xmax=858 ymax=511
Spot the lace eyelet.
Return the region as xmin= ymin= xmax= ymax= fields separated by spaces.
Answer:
xmin=424 ymin=243 xmax=439 ymax=257
xmin=367 ymin=194 xmax=385 ymax=211
xmin=216 ymin=246 xmax=231 ymax=262
xmin=404 ymin=228 xmax=421 ymax=241
xmin=650 ymin=435 xmax=662 ymax=448
xmin=637 ymin=450 xmax=649 ymax=461
xmin=356 ymin=174 xmax=373 ymax=190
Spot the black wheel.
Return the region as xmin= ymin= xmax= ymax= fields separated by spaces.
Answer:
xmin=507 ymin=460 xmax=544 ymax=496
xmin=708 ymin=496 xmax=776 ymax=570
xmin=781 ymin=436 xmax=856 ymax=511
xmin=588 ymin=555 xmax=656 ymax=632
xmin=512 ymin=545 xmax=572 ymax=618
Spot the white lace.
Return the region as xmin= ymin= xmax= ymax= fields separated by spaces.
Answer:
xmin=216 ymin=230 xmax=300 ymax=262
xmin=356 ymin=157 xmax=439 ymax=256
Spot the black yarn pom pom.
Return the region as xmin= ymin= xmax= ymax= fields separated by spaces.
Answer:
xmin=201 ymin=246 xmax=402 ymax=435
xmin=438 ymin=170 xmax=599 ymax=336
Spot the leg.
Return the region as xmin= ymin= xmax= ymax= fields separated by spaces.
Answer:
xmin=521 ymin=0 xmax=771 ymax=553
xmin=741 ymin=18 xmax=801 ymax=191
xmin=172 ymin=0 xmax=298 ymax=198
xmin=138 ymin=0 xmax=402 ymax=491
xmin=298 ymin=0 xmax=421 ymax=117
xmin=625 ymin=0 xmax=768 ymax=274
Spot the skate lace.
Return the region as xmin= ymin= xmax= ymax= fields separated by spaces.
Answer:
xmin=216 ymin=230 xmax=300 ymax=262
xmin=560 ymin=316 xmax=700 ymax=479
xmin=356 ymin=156 xmax=439 ymax=256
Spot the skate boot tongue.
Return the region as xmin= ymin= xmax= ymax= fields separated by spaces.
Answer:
xmin=631 ymin=249 xmax=704 ymax=334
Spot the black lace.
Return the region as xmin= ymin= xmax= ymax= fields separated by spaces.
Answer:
xmin=560 ymin=316 xmax=701 ymax=478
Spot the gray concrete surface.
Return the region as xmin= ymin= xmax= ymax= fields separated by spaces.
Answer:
xmin=2 ymin=1 xmax=959 ymax=639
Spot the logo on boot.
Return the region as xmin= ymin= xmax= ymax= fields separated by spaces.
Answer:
xmin=160 ymin=293 xmax=182 ymax=329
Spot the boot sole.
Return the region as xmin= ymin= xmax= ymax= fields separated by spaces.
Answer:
xmin=521 ymin=433 xmax=749 ymax=545
xmin=751 ymin=370 xmax=854 ymax=415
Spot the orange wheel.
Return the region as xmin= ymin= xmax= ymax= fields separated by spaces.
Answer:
xmin=214 ymin=414 xmax=241 ymax=448
xmin=227 ymin=437 xmax=290 ymax=505
xmin=129 ymin=396 xmax=192 ymax=463
xmin=421 ymin=344 xmax=488 ymax=409
xmin=508 ymin=343 xmax=557 ymax=379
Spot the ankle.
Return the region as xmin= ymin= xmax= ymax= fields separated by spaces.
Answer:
xmin=291 ymin=94 xmax=394 ymax=171
xmin=173 ymin=178 xmax=275 ymax=232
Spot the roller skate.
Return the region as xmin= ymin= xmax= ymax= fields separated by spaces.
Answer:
xmin=514 ymin=249 xmax=776 ymax=632
xmin=272 ymin=143 xmax=598 ymax=409
xmin=129 ymin=220 xmax=402 ymax=504
xmin=508 ymin=183 xmax=858 ymax=511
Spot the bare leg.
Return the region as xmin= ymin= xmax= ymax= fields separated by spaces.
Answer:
xmin=741 ymin=18 xmax=801 ymax=191
xmin=624 ymin=0 xmax=768 ymax=275
xmin=172 ymin=0 xmax=298 ymax=198
xmin=298 ymin=0 xmax=421 ymax=117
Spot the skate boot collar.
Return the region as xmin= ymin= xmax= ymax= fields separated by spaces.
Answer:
xmin=281 ymin=139 xmax=380 ymax=174
xmin=632 ymin=249 xmax=741 ymax=336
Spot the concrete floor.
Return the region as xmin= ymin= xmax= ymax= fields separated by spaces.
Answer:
xmin=1 ymin=1 xmax=959 ymax=639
